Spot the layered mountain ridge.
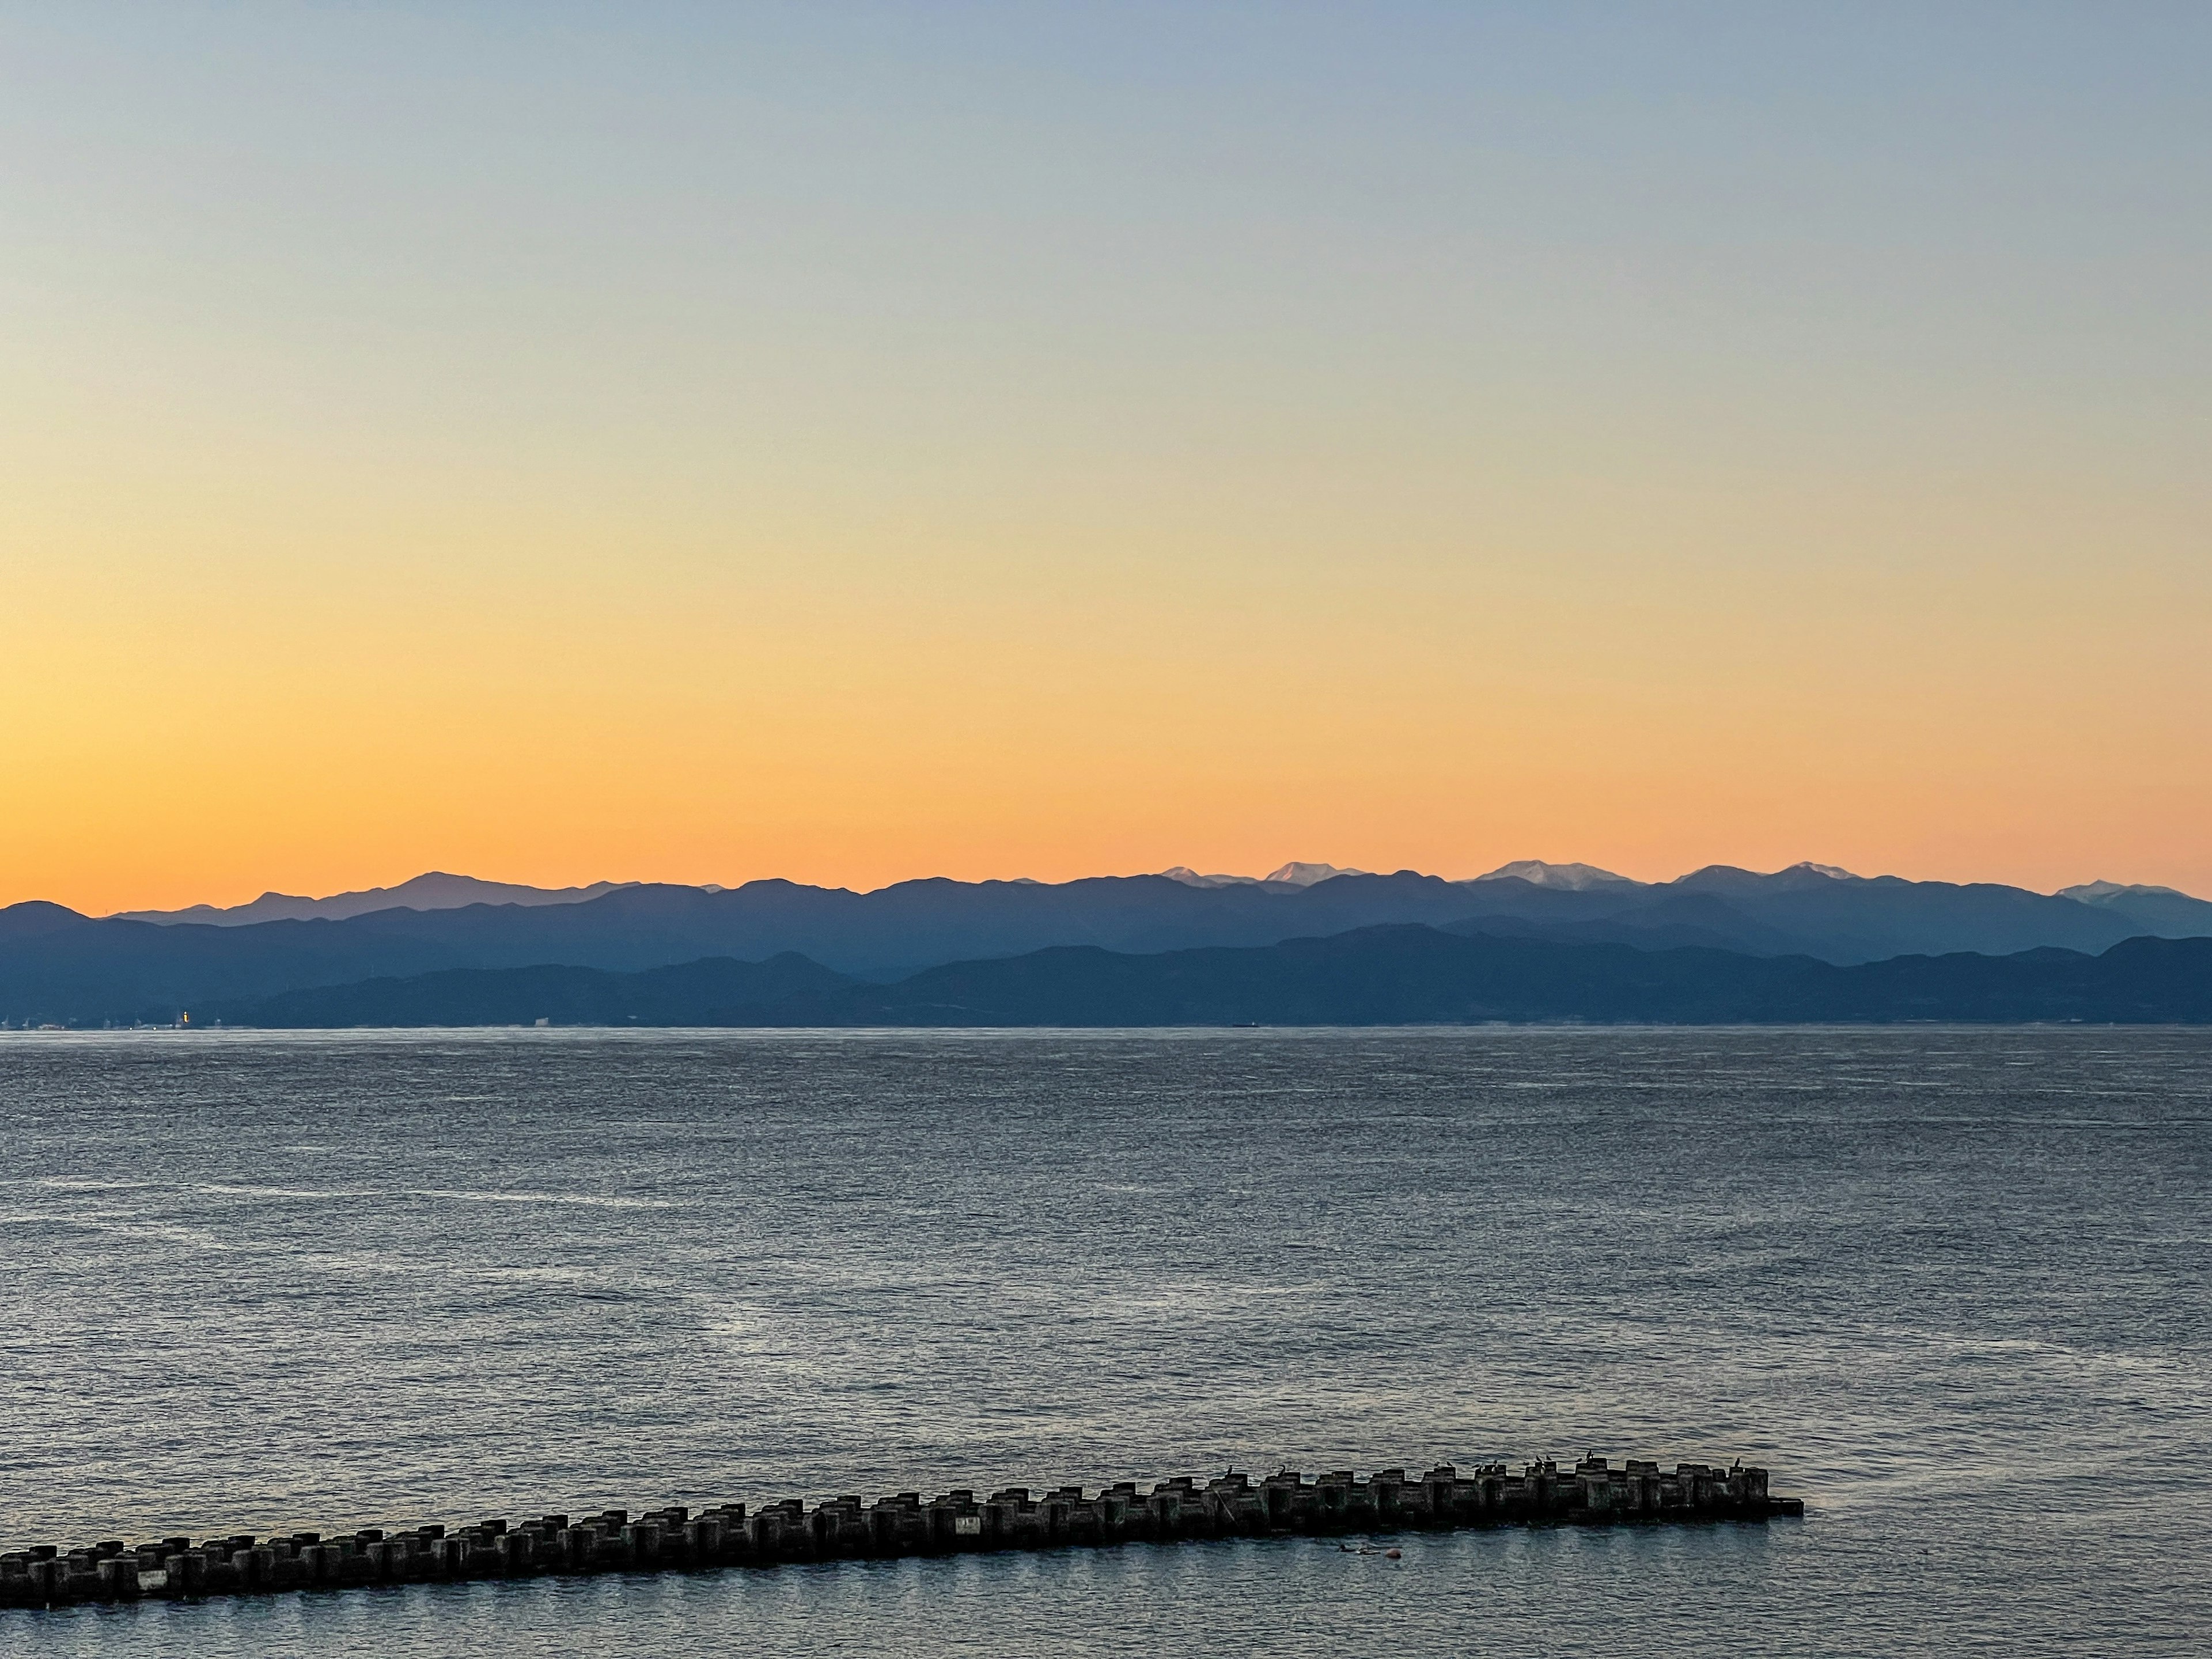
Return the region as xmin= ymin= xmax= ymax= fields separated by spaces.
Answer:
xmin=112 ymin=872 xmax=650 ymax=926
xmin=5 ymin=859 xmax=2209 ymax=1027
xmin=216 ymin=929 xmax=2212 ymax=1029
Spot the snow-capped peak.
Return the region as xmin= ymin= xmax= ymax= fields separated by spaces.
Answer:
xmin=1263 ymin=862 xmax=1372 ymax=887
xmin=1469 ymin=860 xmax=1637 ymax=891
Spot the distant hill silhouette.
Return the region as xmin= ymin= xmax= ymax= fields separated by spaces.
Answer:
xmin=114 ymin=872 xmax=642 ymax=926
xmin=223 ymin=953 xmax=854 ymax=1028
xmin=2057 ymin=881 xmax=2212 ymax=939
xmin=5 ymin=863 xmax=2207 ymax=1026
xmin=211 ymin=927 xmax=2212 ymax=1028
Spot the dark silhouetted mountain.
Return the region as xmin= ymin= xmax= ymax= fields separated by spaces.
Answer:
xmin=6 ymin=863 xmax=2208 ymax=1026
xmin=207 ymin=927 xmax=2212 ymax=1028
xmin=2058 ymin=881 xmax=2212 ymax=940
xmin=0 ymin=901 xmax=92 ymax=945
xmin=861 ymin=929 xmax=2212 ymax=1024
xmin=0 ymin=904 xmax=489 ymax=1025
xmin=1441 ymin=891 xmax=1810 ymax=956
xmin=1658 ymin=863 xmax=2145 ymax=961
xmin=114 ymin=872 xmax=643 ymax=926
xmin=0 ymin=873 xmax=1541 ymax=1023
xmin=229 ymin=953 xmax=853 ymax=1029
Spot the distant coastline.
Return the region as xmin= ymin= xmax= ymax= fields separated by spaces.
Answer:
xmin=7 ymin=862 xmax=2209 ymax=1030
xmin=39 ymin=926 xmax=2212 ymax=1030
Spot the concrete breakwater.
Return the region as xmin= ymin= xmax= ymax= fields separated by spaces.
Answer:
xmin=2 ymin=1458 xmax=1802 ymax=1610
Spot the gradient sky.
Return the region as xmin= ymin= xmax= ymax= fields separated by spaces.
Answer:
xmin=4 ymin=3 xmax=2207 ymax=914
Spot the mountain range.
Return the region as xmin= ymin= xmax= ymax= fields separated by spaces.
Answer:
xmin=217 ymin=927 xmax=2212 ymax=1028
xmin=4 ymin=860 xmax=2207 ymax=1027
xmin=112 ymin=871 xmax=649 ymax=926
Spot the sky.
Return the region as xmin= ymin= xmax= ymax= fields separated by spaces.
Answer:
xmin=3 ymin=2 xmax=2207 ymax=914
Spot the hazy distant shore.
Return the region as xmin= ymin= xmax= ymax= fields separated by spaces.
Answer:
xmin=111 ymin=925 xmax=2212 ymax=1030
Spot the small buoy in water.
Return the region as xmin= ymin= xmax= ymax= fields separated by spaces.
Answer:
xmin=1384 ymin=1547 xmax=1402 ymax=1559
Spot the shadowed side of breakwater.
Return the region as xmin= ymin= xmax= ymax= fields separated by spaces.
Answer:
xmin=3 ymin=1457 xmax=1801 ymax=1609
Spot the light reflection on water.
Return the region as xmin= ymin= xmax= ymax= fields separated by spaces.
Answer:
xmin=2 ymin=1027 xmax=2207 ymax=1655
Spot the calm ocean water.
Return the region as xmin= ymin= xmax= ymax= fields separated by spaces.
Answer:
xmin=2 ymin=1027 xmax=2207 ymax=1656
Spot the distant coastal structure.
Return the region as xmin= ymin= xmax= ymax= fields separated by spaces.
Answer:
xmin=1 ymin=1457 xmax=1802 ymax=1610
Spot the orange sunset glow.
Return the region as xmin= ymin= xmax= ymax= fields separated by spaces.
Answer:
xmin=4 ymin=6 xmax=2206 ymax=914
xmin=6 ymin=14 xmax=2212 ymax=1651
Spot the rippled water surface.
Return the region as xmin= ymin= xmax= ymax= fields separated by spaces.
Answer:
xmin=3 ymin=1028 xmax=2207 ymax=1655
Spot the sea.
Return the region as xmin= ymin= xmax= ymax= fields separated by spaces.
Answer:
xmin=2 ymin=1027 xmax=2206 ymax=1656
